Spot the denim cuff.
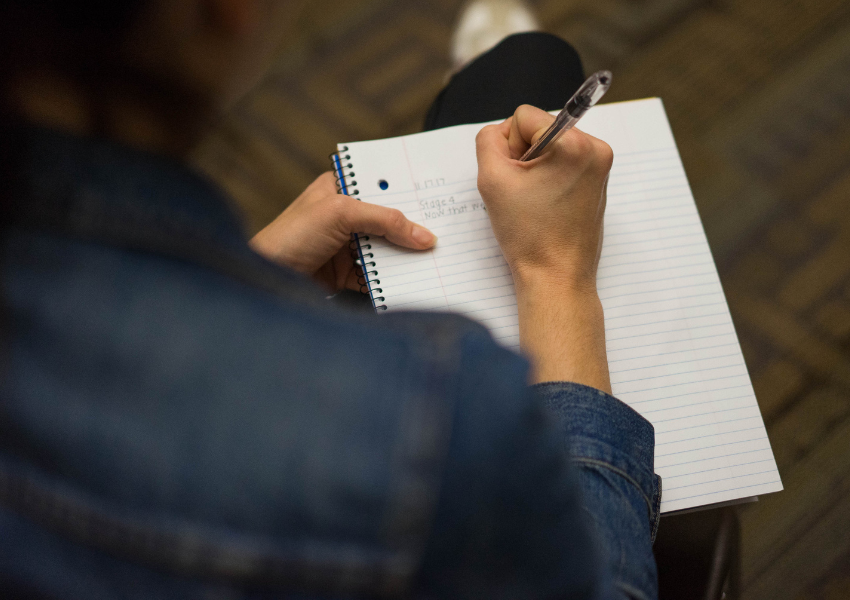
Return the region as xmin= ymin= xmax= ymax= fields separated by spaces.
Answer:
xmin=533 ymin=382 xmax=660 ymax=535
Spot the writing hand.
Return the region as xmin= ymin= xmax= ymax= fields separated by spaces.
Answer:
xmin=476 ymin=104 xmax=613 ymax=391
xmin=477 ymin=104 xmax=612 ymax=290
xmin=250 ymin=172 xmax=436 ymax=292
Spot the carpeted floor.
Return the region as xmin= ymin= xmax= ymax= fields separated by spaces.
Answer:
xmin=193 ymin=1 xmax=850 ymax=598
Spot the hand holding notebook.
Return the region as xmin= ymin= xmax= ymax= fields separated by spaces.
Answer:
xmin=250 ymin=174 xmax=437 ymax=292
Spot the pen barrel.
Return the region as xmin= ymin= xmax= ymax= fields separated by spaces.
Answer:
xmin=565 ymin=95 xmax=591 ymax=119
xmin=521 ymin=113 xmax=579 ymax=161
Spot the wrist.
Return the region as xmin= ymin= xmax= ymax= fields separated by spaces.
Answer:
xmin=512 ymin=263 xmax=598 ymax=304
xmin=513 ymin=268 xmax=610 ymax=393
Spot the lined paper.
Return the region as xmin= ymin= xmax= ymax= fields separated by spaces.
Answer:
xmin=339 ymin=98 xmax=781 ymax=513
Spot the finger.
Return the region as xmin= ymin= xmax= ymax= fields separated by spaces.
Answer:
xmin=475 ymin=118 xmax=514 ymax=174
xmin=339 ymin=197 xmax=436 ymax=250
xmin=543 ymin=127 xmax=612 ymax=174
xmin=331 ymin=245 xmax=353 ymax=291
xmin=508 ymin=105 xmax=555 ymax=160
xmin=345 ymin=269 xmax=361 ymax=293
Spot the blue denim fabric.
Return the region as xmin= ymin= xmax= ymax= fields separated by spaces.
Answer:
xmin=0 ymin=127 xmax=659 ymax=599
xmin=538 ymin=384 xmax=661 ymax=600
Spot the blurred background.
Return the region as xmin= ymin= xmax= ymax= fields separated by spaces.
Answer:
xmin=192 ymin=1 xmax=850 ymax=598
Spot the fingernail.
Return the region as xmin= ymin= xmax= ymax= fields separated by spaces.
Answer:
xmin=412 ymin=224 xmax=436 ymax=246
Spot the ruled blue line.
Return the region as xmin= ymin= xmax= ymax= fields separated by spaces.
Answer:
xmin=601 ymin=241 xmax=706 ymax=261
xmin=442 ymin=281 xmax=512 ymax=299
xmin=612 ymin=201 xmax=690 ymax=218
xmin=614 ymin=358 xmax=744 ymax=384
xmin=611 ymin=192 xmax=692 ymax=215
xmin=436 ymin=261 xmax=509 ymax=280
xmin=463 ymin=301 xmax=518 ymax=316
xmin=664 ymin=480 xmax=781 ymax=503
xmin=601 ymin=281 xmax=718 ymax=303
xmin=446 ymin=292 xmax=517 ymax=308
xmin=608 ymin=330 xmax=733 ymax=354
xmin=598 ymin=269 xmax=716 ymax=292
xmin=605 ymin=301 xmax=728 ymax=322
xmin=663 ymin=458 xmax=775 ymax=479
xmin=602 ymin=231 xmax=704 ymax=250
xmin=597 ymin=260 xmax=714 ymax=282
xmin=385 ymin=272 xmax=511 ymax=301
xmin=606 ymin=210 xmax=697 ymax=230
xmin=658 ymin=446 xmax=772 ymax=469
xmin=658 ymin=414 xmax=760 ymax=435
xmin=608 ymin=183 xmax=691 ymax=198
xmin=431 ymin=216 xmax=492 ymax=237
xmin=378 ymin=246 xmax=500 ymax=272
xmin=612 ymin=146 xmax=677 ymax=159
xmin=604 ymin=220 xmax=701 ymax=240
xmin=655 ymin=425 xmax=764 ymax=452
xmin=610 ymin=163 xmax=682 ymax=178
xmin=652 ymin=404 xmax=754 ymax=424
xmin=601 ymin=250 xmax=709 ymax=270
xmin=656 ymin=435 xmax=768 ymax=458
xmin=608 ymin=174 xmax=687 ymax=188
xmin=641 ymin=394 xmax=753 ymax=416
xmin=488 ymin=323 xmax=519 ymax=332
xmin=620 ymin=372 xmax=749 ymax=396
xmin=630 ymin=386 xmax=752 ymax=408
xmin=605 ymin=291 xmax=723 ymax=312
xmin=664 ymin=469 xmax=778 ymax=492
xmin=388 ymin=293 xmax=447 ymax=309
xmin=608 ymin=342 xmax=739 ymax=365
xmin=606 ymin=315 xmax=730 ymax=341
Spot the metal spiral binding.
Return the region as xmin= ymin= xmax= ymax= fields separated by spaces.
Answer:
xmin=330 ymin=147 xmax=387 ymax=310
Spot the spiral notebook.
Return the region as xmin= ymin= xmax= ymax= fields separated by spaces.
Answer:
xmin=331 ymin=98 xmax=782 ymax=513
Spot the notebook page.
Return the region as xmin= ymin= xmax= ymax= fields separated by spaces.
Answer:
xmin=339 ymin=98 xmax=781 ymax=512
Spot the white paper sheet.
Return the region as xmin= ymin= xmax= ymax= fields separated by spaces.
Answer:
xmin=338 ymin=98 xmax=782 ymax=512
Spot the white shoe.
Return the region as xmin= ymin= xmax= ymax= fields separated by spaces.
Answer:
xmin=450 ymin=0 xmax=540 ymax=72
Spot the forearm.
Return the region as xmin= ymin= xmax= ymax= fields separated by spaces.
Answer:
xmin=515 ymin=271 xmax=611 ymax=392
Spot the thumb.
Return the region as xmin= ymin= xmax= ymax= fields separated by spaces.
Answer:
xmin=474 ymin=105 xmax=555 ymax=171
xmin=340 ymin=196 xmax=437 ymax=249
xmin=508 ymin=104 xmax=556 ymax=160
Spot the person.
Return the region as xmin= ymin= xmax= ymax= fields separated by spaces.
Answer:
xmin=0 ymin=0 xmax=660 ymax=598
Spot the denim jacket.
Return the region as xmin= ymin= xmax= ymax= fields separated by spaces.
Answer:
xmin=0 ymin=127 xmax=660 ymax=600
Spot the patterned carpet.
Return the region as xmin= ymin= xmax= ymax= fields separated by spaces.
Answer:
xmin=193 ymin=1 xmax=850 ymax=598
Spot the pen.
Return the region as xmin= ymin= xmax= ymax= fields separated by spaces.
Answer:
xmin=520 ymin=70 xmax=612 ymax=162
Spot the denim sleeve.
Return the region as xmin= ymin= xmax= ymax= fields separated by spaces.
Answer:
xmin=417 ymin=330 xmax=662 ymax=600
xmin=536 ymin=382 xmax=661 ymax=600
xmin=417 ymin=334 xmax=607 ymax=600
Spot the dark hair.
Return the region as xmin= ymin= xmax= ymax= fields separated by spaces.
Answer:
xmin=0 ymin=0 xmax=150 ymax=128
xmin=5 ymin=0 xmax=145 ymax=34
xmin=0 ymin=0 xmax=148 ymax=82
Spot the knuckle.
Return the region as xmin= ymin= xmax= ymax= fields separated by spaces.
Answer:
xmin=594 ymin=140 xmax=614 ymax=171
xmin=514 ymin=104 xmax=536 ymax=119
xmin=477 ymin=165 xmax=499 ymax=195
xmin=477 ymin=173 xmax=493 ymax=197
xmin=476 ymin=125 xmax=495 ymax=147
xmin=386 ymin=208 xmax=407 ymax=231
xmin=329 ymin=193 xmax=351 ymax=220
xmin=572 ymin=132 xmax=594 ymax=156
xmin=557 ymin=132 xmax=591 ymax=163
